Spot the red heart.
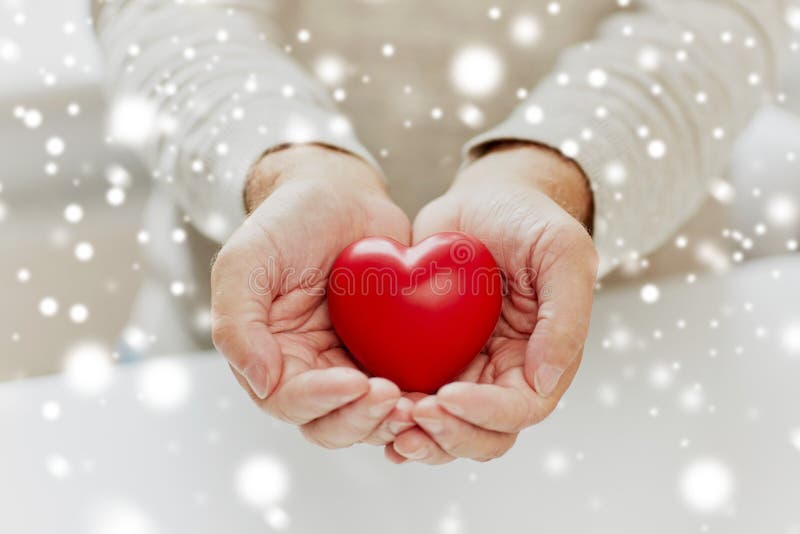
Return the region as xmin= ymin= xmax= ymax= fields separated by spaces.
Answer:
xmin=327 ymin=232 xmax=503 ymax=393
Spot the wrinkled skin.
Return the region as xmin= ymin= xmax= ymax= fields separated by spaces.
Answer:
xmin=388 ymin=145 xmax=599 ymax=464
xmin=212 ymin=145 xmax=416 ymax=449
xmin=212 ymin=143 xmax=599 ymax=462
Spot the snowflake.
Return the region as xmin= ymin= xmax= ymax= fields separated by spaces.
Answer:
xmin=64 ymin=203 xmax=83 ymax=223
xmin=510 ymin=15 xmax=542 ymax=47
xmin=235 ymin=455 xmax=290 ymax=508
xmin=41 ymin=401 xmax=62 ymax=421
xmin=74 ymin=241 xmax=95 ymax=262
xmin=647 ymin=139 xmax=667 ymax=159
xmin=69 ymin=303 xmax=89 ymax=323
xmin=45 ymin=454 xmax=72 ymax=479
xmin=137 ymin=359 xmax=191 ymax=411
xmin=458 ymin=104 xmax=485 ymax=129
xmin=543 ymin=450 xmax=570 ymax=476
xmin=314 ymin=54 xmax=346 ymax=86
xmin=39 ymin=297 xmax=59 ymax=317
xmin=63 ymin=342 xmax=114 ymax=396
xmin=107 ymin=96 xmax=157 ymax=146
xmin=450 ymin=45 xmax=503 ymax=98
xmin=680 ymin=458 xmax=734 ymax=513
xmin=640 ymin=283 xmax=660 ymax=304
xmin=264 ymin=507 xmax=291 ymax=530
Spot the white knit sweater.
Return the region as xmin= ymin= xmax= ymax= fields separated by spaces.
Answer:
xmin=91 ymin=0 xmax=789 ymax=352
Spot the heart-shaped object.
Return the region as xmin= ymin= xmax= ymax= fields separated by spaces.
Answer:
xmin=327 ymin=232 xmax=503 ymax=393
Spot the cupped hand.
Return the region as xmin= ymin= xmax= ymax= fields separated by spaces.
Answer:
xmin=211 ymin=144 xmax=415 ymax=449
xmin=387 ymin=142 xmax=599 ymax=464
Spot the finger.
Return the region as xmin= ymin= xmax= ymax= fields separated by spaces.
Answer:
xmin=455 ymin=353 xmax=490 ymax=382
xmin=267 ymin=367 xmax=369 ymax=424
xmin=300 ymin=378 xmax=400 ymax=448
xmin=229 ymin=364 xmax=270 ymax=405
xmin=412 ymin=197 xmax=459 ymax=244
xmin=384 ymin=444 xmax=408 ymax=464
xmin=392 ymin=428 xmax=454 ymax=465
xmin=362 ymin=396 xmax=416 ymax=446
xmin=413 ymin=396 xmax=517 ymax=461
xmin=525 ymin=229 xmax=598 ymax=398
xmin=215 ymin=319 xmax=280 ymax=400
xmin=211 ymin=232 xmax=282 ymax=399
xmin=436 ymin=380 xmax=533 ymax=433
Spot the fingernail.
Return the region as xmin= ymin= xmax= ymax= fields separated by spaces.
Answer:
xmin=395 ymin=397 xmax=414 ymax=411
xmin=243 ymin=362 xmax=269 ymax=399
xmin=328 ymin=367 xmax=360 ymax=381
xmin=415 ymin=417 xmax=443 ymax=434
xmin=389 ymin=421 xmax=413 ymax=435
xmin=437 ymin=399 xmax=465 ymax=417
xmin=534 ymin=364 xmax=564 ymax=398
xmin=368 ymin=398 xmax=398 ymax=418
xmin=403 ymin=447 xmax=428 ymax=460
xmin=335 ymin=394 xmax=359 ymax=406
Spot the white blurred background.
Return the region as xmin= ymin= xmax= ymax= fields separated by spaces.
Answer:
xmin=1 ymin=0 xmax=150 ymax=378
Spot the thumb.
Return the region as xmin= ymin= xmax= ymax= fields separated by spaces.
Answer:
xmin=524 ymin=235 xmax=598 ymax=398
xmin=211 ymin=234 xmax=283 ymax=399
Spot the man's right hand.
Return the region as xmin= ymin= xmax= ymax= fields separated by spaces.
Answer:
xmin=211 ymin=144 xmax=415 ymax=449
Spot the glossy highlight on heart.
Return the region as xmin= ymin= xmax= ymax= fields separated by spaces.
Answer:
xmin=327 ymin=232 xmax=503 ymax=393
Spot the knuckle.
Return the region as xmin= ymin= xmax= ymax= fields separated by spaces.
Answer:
xmin=554 ymin=219 xmax=586 ymax=243
xmin=535 ymin=224 xmax=580 ymax=268
xmin=441 ymin=428 xmax=476 ymax=458
xmin=300 ymin=426 xmax=350 ymax=450
xmin=363 ymin=422 xmax=394 ymax=446
xmin=394 ymin=430 xmax=426 ymax=456
xmin=210 ymin=318 xmax=237 ymax=354
xmin=530 ymin=399 xmax=558 ymax=425
xmin=475 ymin=449 xmax=501 ymax=463
xmin=539 ymin=404 xmax=557 ymax=424
xmin=264 ymin=397 xmax=291 ymax=422
xmin=502 ymin=433 xmax=519 ymax=453
xmin=266 ymin=394 xmax=310 ymax=426
xmin=508 ymin=402 xmax=531 ymax=433
xmin=443 ymin=437 xmax=469 ymax=458
xmin=550 ymin=321 xmax=586 ymax=357
xmin=507 ymin=394 xmax=540 ymax=434
xmin=475 ymin=436 xmax=517 ymax=462
xmin=562 ymin=221 xmax=592 ymax=250
xmin=361 ymin=434 xmax=386 ymax=446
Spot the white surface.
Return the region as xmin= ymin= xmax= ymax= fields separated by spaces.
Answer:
xmin=2 ymin=255 xmax=799 ymax=533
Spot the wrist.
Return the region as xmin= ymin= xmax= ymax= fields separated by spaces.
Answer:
xmin=244 ymin=143 xmax=386 ymax=214
xmin=455 ymin=141 xmax=594 ymax=231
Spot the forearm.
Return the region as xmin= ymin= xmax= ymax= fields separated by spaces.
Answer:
xmin=459 ymin=141 xmax=594 ymax=231
xmin=243 ymin=144 xmax=387 ymax=214
xmin=93 ymin=0 xmax=379 ymax=243
xmin=466 ymin=0 xmax=788 ymax=276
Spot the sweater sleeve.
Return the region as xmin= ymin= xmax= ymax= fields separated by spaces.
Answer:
xmin=465 ymin=0 xmax=789 ymax=277
xmin=92 ymin=0 xmax=380 ymax=243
